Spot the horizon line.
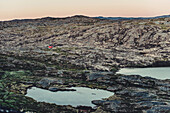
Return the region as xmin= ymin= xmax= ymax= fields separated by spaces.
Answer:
xmin=1 ymin=14 xmax=170 ymax=22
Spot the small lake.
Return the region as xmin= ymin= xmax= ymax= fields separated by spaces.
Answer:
xmin=26 ymin=87 xmax=114 ymax=107
xmin=116 ymin=67 xmax=170 ymax=80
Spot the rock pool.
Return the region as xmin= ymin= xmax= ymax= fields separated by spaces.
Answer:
xmin=26 ymin=87 xmax=114 ymax=107
xmin=116 ymin=67 xmax=170 ymax=79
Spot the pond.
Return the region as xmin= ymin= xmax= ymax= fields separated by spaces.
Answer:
xmin=26 ymin=87 xmax=114 ymax=107
xmin=116 ymin=67 xmax=170 ymax=80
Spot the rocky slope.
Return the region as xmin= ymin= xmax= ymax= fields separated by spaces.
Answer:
xmin=0 ymin=15 xmax=170 ymax=113
xmin=0 ymin=15 xmax=170 ymax=71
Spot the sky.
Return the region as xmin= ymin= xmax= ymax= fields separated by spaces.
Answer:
xmin=0 ymin=0 xmax=170 ymax=21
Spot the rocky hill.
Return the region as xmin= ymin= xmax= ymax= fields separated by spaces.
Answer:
xmin=0 ymin=15 xmax=170 ymax=71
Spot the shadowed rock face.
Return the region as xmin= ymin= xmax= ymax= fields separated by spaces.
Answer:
xmin=38 ymin=78 xmax=64 ymax=88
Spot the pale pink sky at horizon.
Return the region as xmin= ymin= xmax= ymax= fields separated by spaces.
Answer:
xmin=0 ymin=0 xmax=170 ymax=21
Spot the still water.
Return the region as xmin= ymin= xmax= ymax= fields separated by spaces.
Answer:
xmin=116 ymin=67 xmax=170 ymax=79
xmin=26 ymin=87 xmax=113 ymax=107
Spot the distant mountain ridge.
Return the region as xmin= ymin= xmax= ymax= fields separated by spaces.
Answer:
xmin=95 ymin=15 xmax=170 ymax=20
xmin=1 ymin=14 xmax=170 ymax=22
xmin=1 ymin=15 xmax=91 ymax=22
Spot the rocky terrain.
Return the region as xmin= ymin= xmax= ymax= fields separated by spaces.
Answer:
xmin=0 ymin=15 xmax=170 ymax=113
xmin=0 ymin=15 xmax=170 ymax=70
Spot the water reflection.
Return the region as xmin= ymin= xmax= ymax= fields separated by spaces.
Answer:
xmin=26 ymin=87 xmax=114 ymax=107
xmin=117 ymin=67 xmax=170 ymax=79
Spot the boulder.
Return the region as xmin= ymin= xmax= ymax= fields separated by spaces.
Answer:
xmin=38 ymin=78 xmax=64 ymax=88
